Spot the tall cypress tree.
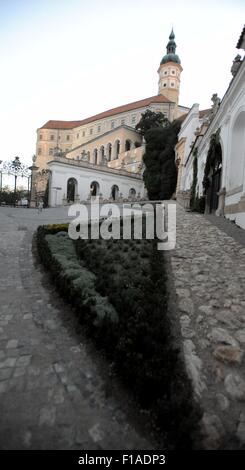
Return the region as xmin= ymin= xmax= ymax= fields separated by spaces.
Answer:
xmin=143 ymin=120 xmax=180 ymax=200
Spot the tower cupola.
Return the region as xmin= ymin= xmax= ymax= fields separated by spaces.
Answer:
xmin=158 ymin=29 xmax=183 ymax=107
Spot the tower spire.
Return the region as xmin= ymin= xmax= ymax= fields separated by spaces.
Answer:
xmin=157 ymin=29 xmax=183 ymax=110
xmin=167 ymin=28 xmax=176 ymax=54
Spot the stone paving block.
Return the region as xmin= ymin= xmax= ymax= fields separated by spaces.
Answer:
xmin=6 ymin=348 xmax=19 ymax=358
xmin=16 ymin=355 xmax=32 ymax=367
xmin=0 ymin=382 xmax=8 ymax=394
xmin=1 ymin=357 xmax=17 ymax=368
xmin=39 ymin=406 xmax=56 ymax=427
xmin=6 ymin=339 xmax=19 ymax=349
xmin=88 ymin=423 xmax=105 ymax=443
xmin=0 ymin=368 xmax=12 ymax=381
xmin=23 ymin=314 xmax=33 ymax=320
xmin=0 ymin=351 xmax=5 ymax=360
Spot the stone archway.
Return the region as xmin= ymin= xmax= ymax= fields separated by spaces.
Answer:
xmin=67 ymin=178 xmax=77 ymax=203
xmin=209 ymin=142 xmax=222 ymax=213
xmin=90 ymin=181 xmax=100 ymax=197
xmin=111 ymin=185 xmax=119 ymax=201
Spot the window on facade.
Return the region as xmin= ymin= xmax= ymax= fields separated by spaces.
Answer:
xmin=163 ymin=83 xmax=167 ymax=87
xmin=82 ymin=131 xmax=85 ymax=137
xmin=132 ymin=116 xmax=136 ymax=124
xmin=50 ymin=134 xmax=54 ymax=141
xmin=121 ymin=119 xmax=125 ymax=125
xmin=39 ymin=134 xmax=43 ymax=140
xmin=77 ymin=133 xmax=79 ymax=139
xmin=98 ymin=125 xmax=101 ymax=133
xmin=171 ymin=82 xmax=174 ymax=87
xmin=172 ymin=70 xmax=175 ymax=74
xmin=49 ymin=148 xmax=53 ymax=156
xmin=111 ymin=121 xmax=115 ymax=129
xmin=66 ymin=135 xmax=70 ymax=141
xmin=90 ymin=128 xmax=93 ymax=135
xmin=164 ymin=71 xmax=167 ymax=75
xmin=38 ymin=148 xmax=42 ymax=155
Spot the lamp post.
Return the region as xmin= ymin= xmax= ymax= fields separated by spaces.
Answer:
xmin=13 ymin=157 xmax=21 ymax=204
xmin=29 ymin=155 xmax=39 ymax=208
xmin=1 ymin=156 xmax=30 ymax=206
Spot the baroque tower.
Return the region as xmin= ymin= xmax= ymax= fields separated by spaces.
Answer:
xmin=158 ymin=29 xmax=183 ymax=106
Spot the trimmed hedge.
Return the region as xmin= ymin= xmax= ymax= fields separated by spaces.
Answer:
xmin=36 ymin=224 xmax=201 ymax=449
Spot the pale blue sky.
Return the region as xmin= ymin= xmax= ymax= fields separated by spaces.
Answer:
xmin=0 ymin=0 xmax=244 ymax=180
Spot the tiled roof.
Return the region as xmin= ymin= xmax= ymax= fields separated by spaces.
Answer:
xmin=176 ymin=108 xmax=211 ymax=126
xmin=40 ymin=95 xmax=172 ymax=130
xmin=237 ymin=25 xmax=245 ymax=49
xmin=199 ymin=108 xmax=211 ymax=117
xmin=176 ymin=113 xmax=188 ymax=123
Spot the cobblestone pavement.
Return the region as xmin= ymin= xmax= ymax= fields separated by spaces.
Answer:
xmin=171 ymin=205 xmax=245 ymax=449
xmin=0 ymin=208 xmax=153 ymax=450
xmin=205 ymin=214 xmax=245 ymax=248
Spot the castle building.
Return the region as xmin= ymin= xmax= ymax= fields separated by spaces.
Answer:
xmin=34 ymin=30 xmax=189 ymax=206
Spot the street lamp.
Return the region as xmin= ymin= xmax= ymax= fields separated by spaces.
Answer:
xmin=29 ymin=155 xmax=39 ymax=207
xmin=12 ymin=157 xmax=21 ymax=201
xmin=1 ymin=156 xmax=30 ymax=206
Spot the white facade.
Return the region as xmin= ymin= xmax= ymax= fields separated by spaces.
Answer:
xmin=176 ymin=36 xmax=245 ymax=229
xmin=177 ymin=104 xmax=205 ymax=191
xmin=48 ymin=157 xmax=144 ymax=207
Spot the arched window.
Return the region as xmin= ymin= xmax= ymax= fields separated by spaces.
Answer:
xmin=100 ymin=146 xmax=105 ymax=162
xmin=90 ymin=181 xmax=100 ymax=196
xmin=116 ymin=141 xmax=120 ymax=158
xmin=93 ymin=148 xmax=98 ymax=165
xmin=67 ymin=178 xmax=77 ymax=202
xmin=125 ymin=140 xmax=131 ymax=152
xmin=111 ymin=185 xmax=119 ymax=201
xmin=129 ymin=188 xmax=136 ymax=199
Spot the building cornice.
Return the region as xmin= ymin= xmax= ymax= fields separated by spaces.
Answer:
xmin=48 ymin=156 xmax=143 ymax=181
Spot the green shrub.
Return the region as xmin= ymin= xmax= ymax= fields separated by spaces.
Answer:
xmin=36 ymin=227 xmax=118 ymax=330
